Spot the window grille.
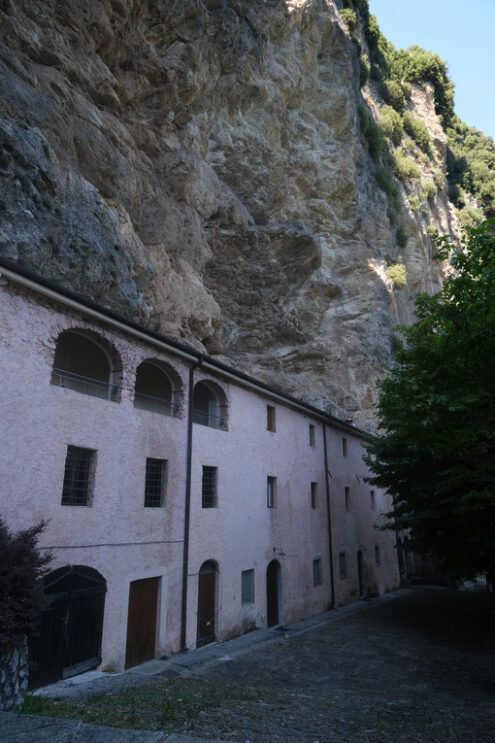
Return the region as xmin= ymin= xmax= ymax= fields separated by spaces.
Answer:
xmin=202 ymin=466 xmax=218 ymax=508
xmin=267 ymin=405 xmax=276 ymax=432
xmin=311 ymin=482 xmax=317 ymax=509
xmin=267 ymin=476 xmax=276 ymax=508
xmin=345 ymin=486 xmax=350 ymax=511
xmin=313 ymin=558 xmax=323 ymax=586
xmin=370 ymin=490 xmax=376 ymax=510
xmin=144 ymin=458 xmax=166 ymax=507
xmin=309 ymin=424 xmax=315 ymax=447
xmin=339 ymin=552 xmax=347 ymax=579
xmin=61 ymin=446 xmax=95 ymax=506
xmin=375 ymin=545 xmax=381 ymax=566
xmin=241 ymin=569 xmax=255 ymax=605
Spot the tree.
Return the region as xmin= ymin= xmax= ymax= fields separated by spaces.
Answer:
xmin=365 ymin=220 xmax=495 ymax=584
xmin=0 ymin=519 xmax=51 ymax=655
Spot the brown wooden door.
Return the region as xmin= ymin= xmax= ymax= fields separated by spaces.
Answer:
xmin=266 ymin=560 xmax=280 ymax=627
xmin=197 ymin=562 xmax=216 ymax=647
xmin=125 ymin=577 xmax=159 ymax=669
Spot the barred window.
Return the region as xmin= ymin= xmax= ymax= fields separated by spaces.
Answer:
xmin=342 ymin=437 xmax=347 ymax=456
xmin=309 ymin=424 xmax=315 ymax=447
xmin=267 ymin=476 xmax=276 ymax=508
xmin=345 ymin=486 xmax=350 ymax=511
xmin=144 ymin=458 xmax=167 ymax=507
xmin=370 ymin=490 xmax=376 ymax=510
xmin=375 ymin=545 xmax=381 ymax=566
xmin=339 ymin=552 xmax=347 ymax=579
xmin=267 ymin=405 xmax=276 ymax=432
xmin=313 ymin=558 xmax=322 ymax=586
xmin=61 ymin=446 xmax=95 ymax=506
xmin=311 ymin=482 xmax=317 ymax=509
xmin=241 ymin=569 xmax=255 ymax=605
xmin=202 ymin=466 xmax=218 ymax=508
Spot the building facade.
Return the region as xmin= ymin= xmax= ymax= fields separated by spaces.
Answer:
xmin=0 ymin=258 xmax=400 ymax=687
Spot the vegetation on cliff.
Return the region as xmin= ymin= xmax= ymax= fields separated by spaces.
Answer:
xmin=366 ymin=221 xmax=495 ymax=582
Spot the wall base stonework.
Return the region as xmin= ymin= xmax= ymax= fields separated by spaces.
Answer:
xmin=0 ymin=639 xmax=28 ymax=711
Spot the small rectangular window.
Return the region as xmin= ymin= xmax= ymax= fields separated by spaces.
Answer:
xmin=342 ymin=437 xmax=347 ymax=456
xmin=313 ymin=558 xmax=323 ymax=586
xmin=267 ymin=476 xmax=276 ymax=508
xmin=61 ymin=446 xmax=95 ymax=506
xmin=241 ymin=569 xmax=255 ymax=605
xmin=375 ymin=545 xmax=381 ymax=566
xmin=309 ymin=424 xmax=315 ymax=447
xmin=345 ymin=486 xmax=350 ymax=511
xmin=267 ymin=405 xmax=276 ymax=432
xmin=144 ymin=458 xmax=167 ymax=507
xmin=202 ymin=466 xmax=218 ymax=508
xmin=370 ymin=490 xmax=375 ymax=510
xmin=339 ymin=552 xmax=347 ymax=579
xmin=311 ymin=481 xmax=317 ymax=509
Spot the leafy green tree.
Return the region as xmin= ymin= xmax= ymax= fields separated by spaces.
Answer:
xmin=366 ymin=221 xmax=495 ymax=584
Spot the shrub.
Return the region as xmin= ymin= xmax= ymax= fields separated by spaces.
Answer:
xmin=408 ymin=194 xmax=423 ymax=211
xmin=401 ymin=81 xmax=412 ymax=99
xmin=386 ymin=262 xmax=407 ymax=289
xmin=359 ymin=105 xmax=384 ymax=162
xmin=359 ymin=55 xmax=370 ymax=87
xmin=426 ymin=225 xmax=438 ymax=238
xmin=393 ymin=150 xmax=421 ymax=180
xmin=379 ymin=105 xmax=404 ymax=145
xmin=433 ymin=170 xmax=444 ymax=190
xmin=422 ymin=179 xmax=437 ymax=201
xmin=458 ymin=204 xmax=484 ymax=228
xmin=396 ymin=224 xmax=408 ymax=248
xmin=380 ymin=78 xmax=406 ymax=112
xmin=403 ymin=112 xmax=430 ymax=154
xmin=0 ymin=519 xmax=50 ymax=655
xmin=375 ymin=167 xmax=396 ymax=197
xmin=340 ymin=8 xmax=357 ymax=32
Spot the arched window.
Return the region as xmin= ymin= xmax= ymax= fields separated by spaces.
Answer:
xmin=192 ymin=381 xmax=227 ymax=429
xmin=134 ymin=361 xmax=174 ymax=416
xmin=52 ymin=330 xmax=119 ymax=401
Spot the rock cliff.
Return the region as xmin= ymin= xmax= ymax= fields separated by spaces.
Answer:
xmin=0 ymin=0 xmax=459 ymax=428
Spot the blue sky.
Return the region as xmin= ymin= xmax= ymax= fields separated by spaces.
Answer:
xmin=368 ymin=0 xmax=495 ymax=140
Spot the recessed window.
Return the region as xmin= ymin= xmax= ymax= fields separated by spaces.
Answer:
xmin=202 ymin=466 xmax=218 ymax=508
xmin=370 ymin=490 xmax=376 ymax=510
xmin=193 ymin=381 xmax=227 ymax=429
xmin=375 ymin=545 xmax=381 ymax=567
xmin=309 ymin=424 xmax=316 ymax=447
xmin=267 ymin=476 xmax=276 ymax=508
xmin=339 ymin=552 xmax=347 ymax=579
xmin=134 ymin=362 xmax=174 ymax=416
xmin=144 ymin=458 xmax=167 ymax=507
xmin=61 ymin=446 xmax=95 ymax=506
xmin=311 ymin=482 xmax=317 ymax=509
xmin=241 ymin=569 xmax=255 ymax=605
xmin=342 ymin=438 xmax=347 ymax=456
xmin=313 ymin=558 xmax=323 ymax=586
xmin=345 ymin=486 xmax=350 ymax=511
xmin=52 ymin=330 xmax=119 ymax=401
xmin=267 ymin=405 xmax=276 ymax=432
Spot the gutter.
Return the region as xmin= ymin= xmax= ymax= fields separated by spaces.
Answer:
xmin=323 ymin=424 xmax=336 ymax=609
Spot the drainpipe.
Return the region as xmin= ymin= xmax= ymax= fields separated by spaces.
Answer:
xmin=323 ymin=423 xmax=336 ymax=609
xmin=180 ymin=356 xmax=203 ymax=651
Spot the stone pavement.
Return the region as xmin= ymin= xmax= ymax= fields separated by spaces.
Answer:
xmin=2 ymin=587 xmax=495 ymax=742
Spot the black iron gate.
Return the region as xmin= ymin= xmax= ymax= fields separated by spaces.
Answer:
xmin=28 ymin=565 xmax=106 ymax=689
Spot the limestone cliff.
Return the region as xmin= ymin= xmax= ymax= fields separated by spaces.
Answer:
xmin=0 ymin=0 xmax=458 ymax=428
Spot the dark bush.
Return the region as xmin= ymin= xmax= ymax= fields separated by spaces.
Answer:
xmin=359 ymin=105 xmax=385 ymax=162
xmin=0 ymin=519 xmax=51 ymax=655
xmin=403 ymin=112 xmax=430 ymax=154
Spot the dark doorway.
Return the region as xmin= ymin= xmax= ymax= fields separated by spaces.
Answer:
xmin=28 ymin=565 xmax=106 ymax=690
xmin=357 ymin=550 xmax=367 ymax=598
xmin=197 ymin=561 xmax=217 ymax=647
xmin=125 ymin=577 xmax=159 ymax=669
xmin=266 ymin=560 xmax=281 ymax=627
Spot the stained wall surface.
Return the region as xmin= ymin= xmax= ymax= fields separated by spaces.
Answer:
xmin=0 ymin=277 xmax=400 ymax=673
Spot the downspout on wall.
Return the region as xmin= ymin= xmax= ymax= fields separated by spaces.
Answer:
xmin=323 ymin=424 xmax=335 ymax=609
xmin=180 ymin=356 xmax=203 ymax=651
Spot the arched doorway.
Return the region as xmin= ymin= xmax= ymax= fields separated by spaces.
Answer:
xmin=197 ymin=561 xmax=217 ymax=647
xmin=266 ymin=560 xmax=281 ymax=627
xmin=357 ymin=550 xmax=367 ymax=598
xmin=28 ymin=565 xmax=106 ymax=689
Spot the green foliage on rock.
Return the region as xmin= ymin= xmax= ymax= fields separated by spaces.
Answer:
xmin=366 ymin=221 xmax=495 ymax=583
xmin=403 ymin=112 xmax=430 ymax=154
xmin=379 ymin=79 xmax=406 ymax=113
xmin=422 ymin=179 xmax=437 ymax=201
xmin=396 ymin=224 xmax=408 ymax=248
xmin=446 ymin=117 xmax=495 ymax=218
xmin=0 ymin=519 xmax=50 ymax=655
xmin=385 ymin=262 xmax=407 ymax=289
xmin=393 ymin=149 xmax=421 ymax=180
xmin=340 ymin=8 xmax=357 ymax=32
xmin=359 ymin=54 xmax=370 ymax=87
xmin=379 ymin=106 xmax=403 ymax=146
xmin=359 ymin=105 xmax=384 ymax=162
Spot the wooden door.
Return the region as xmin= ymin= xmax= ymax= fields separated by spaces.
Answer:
xmin=197 ymin=562 xmax=216 ymax=647
xmin=266 ymin=560 xmax=280 ymax=627
xmin=125 ymin=577 xmax=159 ymax=669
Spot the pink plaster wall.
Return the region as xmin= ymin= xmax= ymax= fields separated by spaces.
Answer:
xmin=0 ymin=281 xmax=400 ymax=673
